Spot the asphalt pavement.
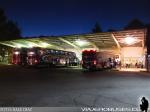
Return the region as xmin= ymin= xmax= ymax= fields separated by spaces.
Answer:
xmin=0 ymin=65 xmax=150 ymax=110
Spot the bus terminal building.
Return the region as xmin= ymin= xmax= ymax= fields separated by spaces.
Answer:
xmin=0 ymin=28 xmax=149 ymax=71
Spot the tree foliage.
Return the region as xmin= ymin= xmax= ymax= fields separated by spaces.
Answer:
xmin=124 ymin=19 xmax=145 ymax=30
xmin=107 ymin=29 xmax=116 ymax=32
xmin=0 ymin=8 xmax=21 ymax=41
xmin=92 ymin=22 xmax=102 ymax=33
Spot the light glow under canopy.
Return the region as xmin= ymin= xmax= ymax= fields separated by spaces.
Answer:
xmin=15 ymin=43 xmax=26 ymax=48
xmin=28 ymin=43 xmax=35 ymax=48
xmin=124 ymin=36 xmax=136 ymax=45
xmin=118 ymin=35 xmax=141 ymax=46
xmin=40 ymin=42 xmax=51 ymax=48
xmin=6 ymin=41 xmax=53 ymax=48
xmin=24 ymin=41 xmax=40 ymax=48
xmin=75 ymin=39 xmax=89 ymax=47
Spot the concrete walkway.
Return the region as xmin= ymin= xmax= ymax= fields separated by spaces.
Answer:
xmin=119 ymin=68 xmax=147 ymax=72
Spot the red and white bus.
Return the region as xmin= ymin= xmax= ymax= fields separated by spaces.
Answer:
xmin=27 ymin=47 xmax=79 ymax=66
xmin=12 ymin=47 xmax=79 ymax=67
xmin=12 ymin=48 xmax=27 ymax=66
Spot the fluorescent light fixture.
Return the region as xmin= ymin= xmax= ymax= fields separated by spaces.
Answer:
xmin=27 ymin=42 xmax=42 ymax=48
xmin=75 ymin=39 xmax=89 ymax=46
xmin=125 ymin=36 xmax=136 ymax=45
xmin=40 ymin=42 xmax=50 ymax=48
xmin=119 ymin=35 xmax=140 ymax=45
xmin=16 ymin=44 xmax=23 ymax=48
xmin=28 ymin=44 xmax=35 ymax=48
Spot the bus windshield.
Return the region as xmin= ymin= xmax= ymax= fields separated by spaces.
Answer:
xmin=82 ymin=51 xmax=96 ymax=61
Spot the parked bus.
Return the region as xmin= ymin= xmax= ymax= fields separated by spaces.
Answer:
xmin=12 ymin=47 xmax=79 ymax=67
xmin=82 ymin=50 xmax=119 ymax=70
xmin=12 ymin=48 xmax=27 ymax=66
xmin=26 ymin=47 xmax=79 ymax=67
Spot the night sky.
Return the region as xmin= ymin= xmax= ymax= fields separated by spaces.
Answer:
xmin=0 ymin=0 xmax=150 ymax=37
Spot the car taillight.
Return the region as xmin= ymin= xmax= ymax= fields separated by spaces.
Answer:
xmin=93 ymin=60 xmax=97 ymax=65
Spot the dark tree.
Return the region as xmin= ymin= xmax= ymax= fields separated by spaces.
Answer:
xmin=145 ymin=24 xmax=150 ymax=54
xmin=107 ymin=29 xmax=116 ymax=32
xmin=0 ymin=8 xmax=21 ymax=41
xmin=124 ymin=19 xmax=145 ymax=30
xmin=92 ymin=22 xmax=102 ymax=33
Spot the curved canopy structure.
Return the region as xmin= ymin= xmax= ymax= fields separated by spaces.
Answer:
xmin=0 ymin=28 xmax=148 ymax=70
xmin=0 ymin=29 xmax=146 ymax=51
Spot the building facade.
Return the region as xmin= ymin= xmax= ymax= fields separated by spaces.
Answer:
xmin=0 ymin=28 xmax=148 ymax=70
